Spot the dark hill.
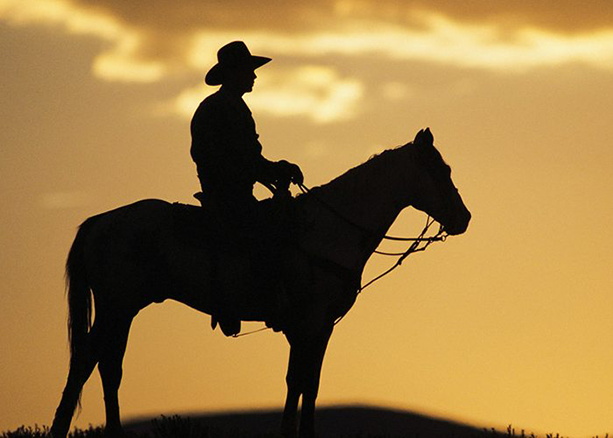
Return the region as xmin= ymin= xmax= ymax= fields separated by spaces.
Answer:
xmin=124 ymin=405 xmax=493 ymax=437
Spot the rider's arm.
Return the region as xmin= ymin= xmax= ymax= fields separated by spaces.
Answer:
xmin=255 ymin=156 xmax=303 ymax=188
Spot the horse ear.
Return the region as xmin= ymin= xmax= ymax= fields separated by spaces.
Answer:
xmin=414 ymin=128 xmax=434 ymax=147
xmin=414 ymin=129 xmax=425 ymax=144
xmin=423 ymin=127 xmax=434 ymax=146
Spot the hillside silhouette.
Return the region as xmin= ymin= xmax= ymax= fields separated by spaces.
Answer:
xmin=123 ymin=405 xmax=492 ymax=437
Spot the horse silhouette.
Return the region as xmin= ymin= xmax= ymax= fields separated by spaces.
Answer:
xmin=50 ymin=128 xmax=471 ymax=438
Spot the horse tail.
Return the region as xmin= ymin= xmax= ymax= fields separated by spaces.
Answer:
xmin=66 ymin=215 xmax=99 ymax=365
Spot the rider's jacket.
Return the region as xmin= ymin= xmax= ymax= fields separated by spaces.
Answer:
xmin=190 ymin=87 xmax=273 ymax=194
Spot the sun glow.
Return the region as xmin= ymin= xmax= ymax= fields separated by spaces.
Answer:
xmin=0 ymin=0 xmax=164 ymax=82
xmin=4 ymin=1 xmax=613 ymax=86
xmin=189 ymin=15 xmax=613 ymax=73
xmin=171 ymin=66 xmax=363 ymax=124
xmin=246 ymin=66 xmax=364 ymax=123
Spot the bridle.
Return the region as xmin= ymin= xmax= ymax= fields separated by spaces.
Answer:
xmin=296 ymin=183 xmax=447 ymax=321
xmin=298 ymin=184 xmax=447 ymax=325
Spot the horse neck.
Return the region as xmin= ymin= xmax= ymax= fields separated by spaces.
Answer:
xmin=304 ymin=146 xmax=416 ymax=269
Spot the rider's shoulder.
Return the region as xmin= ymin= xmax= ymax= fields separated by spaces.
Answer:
xmin=200 ymin=90 xmax=235 ymax=111
xmin=201 ymin=90 xmax=224 ymax=105
xmin=193 ymin=91 xmax=228 ymax=119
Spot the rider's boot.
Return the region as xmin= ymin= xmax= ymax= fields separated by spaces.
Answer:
xmin=212 ymin=314 xmax=241 ymax=337
xmin=210 ymin=282 xmax=241 ymax=337
xmin=263 ymin=275 xmax=292 ymax=332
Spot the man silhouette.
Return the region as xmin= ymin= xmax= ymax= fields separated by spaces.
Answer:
xmin=190 ymin=41 xmax=302 ymax=335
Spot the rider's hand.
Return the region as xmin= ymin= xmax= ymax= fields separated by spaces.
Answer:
xmin=277 ymin=160 xmax=303 ymax=186
xmin=289 ymin=163 xmax=303 ymax=185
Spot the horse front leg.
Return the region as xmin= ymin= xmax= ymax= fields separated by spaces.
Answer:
xmin=299 ymin=326 xmax=332 ymax=438
xmin=281 ymin=347 xmax=301 ymax=438
xmin=282 ymin=325 xmax=333 ymax=438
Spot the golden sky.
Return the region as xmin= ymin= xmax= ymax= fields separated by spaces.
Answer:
xmin=1 ymin=0 xmax=612 ymax=435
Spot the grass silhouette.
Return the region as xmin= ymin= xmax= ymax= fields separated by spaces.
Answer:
xmin=2 ymin=407 xmax=605 ymax=438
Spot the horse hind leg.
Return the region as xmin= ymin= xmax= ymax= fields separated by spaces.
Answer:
xmin=50 ymin=324 xmax=101 ymax=438
xmin=97 ymin=316 xmax=133 ymax=437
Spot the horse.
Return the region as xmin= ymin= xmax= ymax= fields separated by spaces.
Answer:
xmin=50 ymin=128 xmax=471 ymax=438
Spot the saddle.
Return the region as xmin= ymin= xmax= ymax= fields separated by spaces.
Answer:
xmin=171 ymin=201 xmax=223 ymax=247
xmin=172 ymin=192 xmax=297 ymax=247
xmin=172 ymin=193 xmax=300 ymax=336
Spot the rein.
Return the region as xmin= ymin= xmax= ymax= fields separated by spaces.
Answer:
xmin=297 ymin=183 xmax=447 ymax=324
xmin=360 ymin=215 xmax=443 ymax=291
xmin=297 ymin=182 xmax=446 ymax=254
xmin=297 ymin=183 xmax=446 ymax=245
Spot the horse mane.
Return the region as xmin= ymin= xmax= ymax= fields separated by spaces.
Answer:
xmin=311 ymin=141 xmax=414 ymax=197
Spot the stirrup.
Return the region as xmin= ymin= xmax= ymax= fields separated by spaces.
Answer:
xmin=211 ymin=315 xmax=241 ymax=337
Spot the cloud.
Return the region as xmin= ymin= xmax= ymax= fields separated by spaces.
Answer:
xmin=61 ymin=0 xmax=613 ymax=36
xmin=4 ymin=0 xmax=613 ymax=123
xmin=246 ymin=66 xmax=364 ymax=123
xmin=0 ymin=0 xmax=165 ymax=82
xmin=170 ymin=65 xmax=364 ymax=124
xmin=187 ymin=19 xmax=613 ymax=73
xmin=333 ymin=0 xmax=613 ymax=34
xmin=4 ymin=0 xmax=613 ymax=84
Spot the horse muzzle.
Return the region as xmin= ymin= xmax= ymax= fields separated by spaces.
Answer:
xmin=443 ymin=207 xmax=471 ymax=236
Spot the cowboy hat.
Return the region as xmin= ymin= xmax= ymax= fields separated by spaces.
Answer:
xmin=205 ymin=41 xmax=271 ymax=86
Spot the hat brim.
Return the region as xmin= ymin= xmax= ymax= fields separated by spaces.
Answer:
xmin=205 ymin=55 xmax=271 ymax=86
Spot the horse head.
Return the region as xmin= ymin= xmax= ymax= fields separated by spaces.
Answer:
xmin=407 ymin=128 xmax=471 ymax=236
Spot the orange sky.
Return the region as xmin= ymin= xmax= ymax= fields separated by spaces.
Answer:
xmin=1 ymin=1 xmax=612 ymax=435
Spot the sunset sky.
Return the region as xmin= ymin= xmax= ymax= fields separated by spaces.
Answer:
xmin=1 ymin=0 xmax=612 ymax=435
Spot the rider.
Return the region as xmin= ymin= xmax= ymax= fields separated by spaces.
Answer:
xmin=190 ymin=41 xmax=303 ymax=335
